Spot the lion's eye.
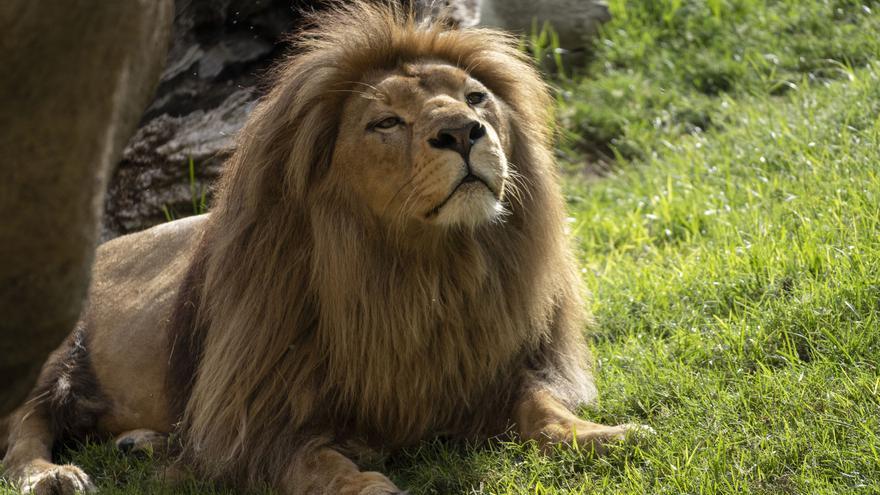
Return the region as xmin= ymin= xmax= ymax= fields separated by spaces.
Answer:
xmin=371 ymin=116 xmax=402 ymax=130
xmin=466 ymin=92 xmax=487 ymax=105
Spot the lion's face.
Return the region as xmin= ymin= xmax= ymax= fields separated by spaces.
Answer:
xmin=333 ymin=62 xmax=513 ymax=229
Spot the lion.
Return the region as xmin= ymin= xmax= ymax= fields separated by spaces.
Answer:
xmin=0 ymin=0 xmax=172 ymax=416
xmin=1 ymin=2 xmax=649 ymax=493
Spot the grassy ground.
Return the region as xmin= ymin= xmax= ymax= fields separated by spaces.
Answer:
xmin=3 ymin=0 xmax=880 ymax=493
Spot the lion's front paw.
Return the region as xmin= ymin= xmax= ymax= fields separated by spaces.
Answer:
xmin=114 ymin=428 xmax=168 ymax=457
xmin=572 ymin=422 xmax=655 ymax=453
xmin=535 ymin=420 xmax=654 ymax=455
xmin=620 ymin=422 xmax=656 ymax=438
xmin=19 ymin=464 xmax=95 ymax=495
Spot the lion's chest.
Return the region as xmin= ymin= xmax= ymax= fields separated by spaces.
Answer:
xmin=322 ymin=312 xmax=527 ymax=446
xmin=311 ymin=248 xmax=540 ymax=446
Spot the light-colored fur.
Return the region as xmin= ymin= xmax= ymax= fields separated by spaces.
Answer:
xmin=2 ymin=3 xmax=647 ymax=494
xmin=88 ymin=216 xmax=206 ymax=434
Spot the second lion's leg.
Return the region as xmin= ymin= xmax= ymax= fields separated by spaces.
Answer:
xmin=513 ymin=385 xmax=650 ymax=454
xmin=282 ymin=439 xmax=404 ymax=495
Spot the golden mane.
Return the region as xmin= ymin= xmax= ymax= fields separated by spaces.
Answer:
xmin=168 ymin=1 xmax=594 ymax=486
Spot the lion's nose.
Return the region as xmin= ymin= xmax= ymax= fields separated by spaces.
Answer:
xmin=428 ymin=121 xmax=486 ymax=161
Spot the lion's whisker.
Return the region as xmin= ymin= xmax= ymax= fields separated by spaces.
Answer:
xmin=348 ymin=81 xmax=381 ymax=92
xmin=505 ymin=162 xmax=534 ymax=204
xmin=343 ymin=81 xmax=387 ymax=101
xmin=381 ymin=175 xmax=418 ymax=219
xmin=464 ymin=57 xmax=484 ymax=74
xmin=393 ymin=187 xmax=421 ymax=242
xmin=326 ymin=89 xmax=381 ymax=100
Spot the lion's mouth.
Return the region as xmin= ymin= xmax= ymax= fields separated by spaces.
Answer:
xmin=426 ymin=173 xmax=497 ymax=218
xmin=459 ymin=174 xmax=482 ymax=185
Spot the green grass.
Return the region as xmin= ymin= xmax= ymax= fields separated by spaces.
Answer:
xmin=162 ymin=158 xmax=208 ymax=222
xmin=4 ymin=0 xmax=880 ymax=493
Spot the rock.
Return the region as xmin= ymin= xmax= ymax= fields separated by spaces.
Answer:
xmin=102 ymin=0 xmax=298 ymax=239
xmin=104 ymin=88 xmax=256 ymax=236
xmin=425 ymin=0 xmax=481 ymax=27
xmin=478 ymin=0 xmax=610 ymax=67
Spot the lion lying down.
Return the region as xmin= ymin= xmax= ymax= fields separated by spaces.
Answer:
xmin=2 ymin=2 xmax=649 ymax=493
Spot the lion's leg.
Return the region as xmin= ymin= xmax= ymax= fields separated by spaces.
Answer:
xmin=513 ymin=387 xmax=651 ymax=454
xmin=112 ymin=429 xmax=191 ymax=488
xmin=282 ymin=440 xmax=404 ymax=495
xmin=2 ymin=407 xmax=94 ymax=494
xmin=113 ymin=429 xmax=168 ymax=457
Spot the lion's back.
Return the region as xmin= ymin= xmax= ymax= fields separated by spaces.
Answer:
xmin=86 ymin=214 xmax=208 ymax=433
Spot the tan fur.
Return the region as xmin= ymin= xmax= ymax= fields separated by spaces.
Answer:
xmin=89 ymin=215 xmax=206 ymax=434
xmin=3 ymin=3 xmax=648 ymax=494
xmin=0 ymin=0 xmax=173 ymax=415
